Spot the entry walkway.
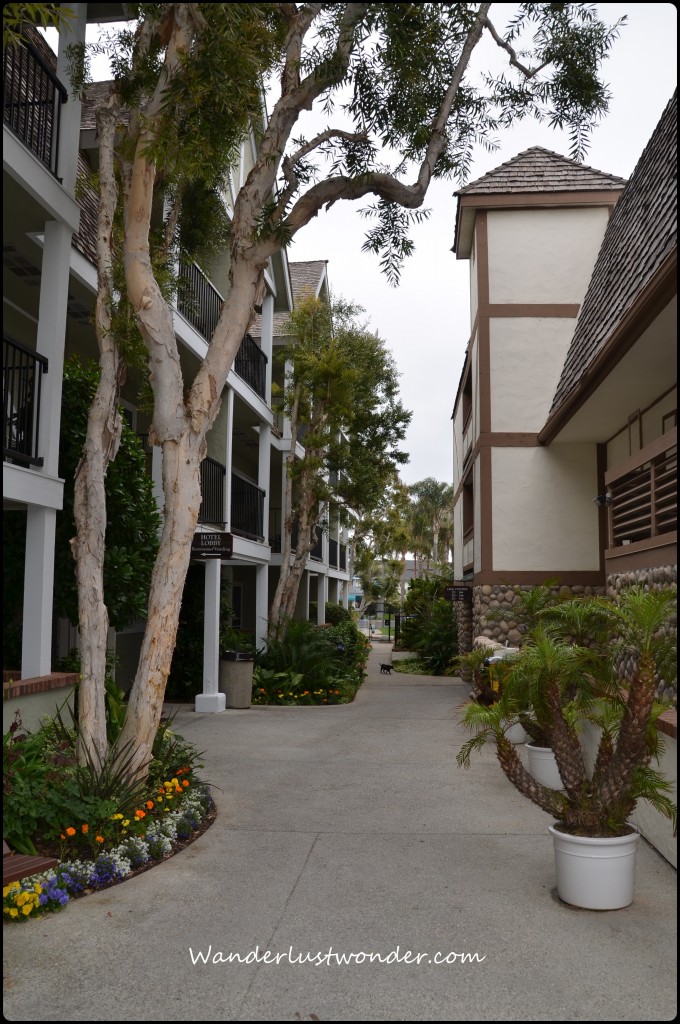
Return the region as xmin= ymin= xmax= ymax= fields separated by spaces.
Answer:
xmin=3 ymin=645 xmax=677 ymax=1021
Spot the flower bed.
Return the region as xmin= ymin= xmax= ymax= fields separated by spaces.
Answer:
xmin=4 ymin=782 xmax=214 ymax=922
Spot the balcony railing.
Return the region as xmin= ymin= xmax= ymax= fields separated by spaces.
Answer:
xmin=605 ymin=430 xmax=677 ymax=548
xmin=178 ymin=260 xmax=223 ymax=341
xmin=234 ymin=332 xmax=267 ymax=400
xmin=198 ymin=456 xmax=226 ymax=526
xmin=3 ymin=37 xmax=67 ymax=177
xmin=231 ymin=471 xmax=265 ymax=541
xmin=310 ymin=529 xmax=323 ymax=561
xmin=178 ymin=263 xmax=267 ymax=398
xmin=3 ymin=335 xmax=47 ymax=466
xmin=339 ymin=545 xmax=347 ymax=571
xmin=329 ymin=538 xmax=338 ymax=568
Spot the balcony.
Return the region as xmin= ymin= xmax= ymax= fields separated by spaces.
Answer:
xmin=231 ymin=471 xmax=265 ymax=541
xmin=329 ymin=538 xmax=338 ymax=568
xmin=3 ymin=335 xmax=48 ymax=467
xmin=605 ymin=429 xmax=677 ymax=562
xmin=178 ymin=261 xmax=267 ymax=398
xmin=3 ymin=37 xmax=67 ymax=177
xmin=198 ymin=456 xmax=226 ymax=527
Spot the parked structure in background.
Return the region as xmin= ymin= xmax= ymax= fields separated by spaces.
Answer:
xmin=451 ymin=93 xmax=677 ymax=662
xmin=3 ymin=9 xmax=349 ymax=714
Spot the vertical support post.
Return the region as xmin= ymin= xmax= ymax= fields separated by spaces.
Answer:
xmin=21 ymin=507 xmax=56 ymax=679
xmin=195 ymin=558 xmax=226 ymax=712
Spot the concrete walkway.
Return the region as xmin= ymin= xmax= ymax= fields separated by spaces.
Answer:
xmin=3 ymin=645 xmax=677 ymax=1021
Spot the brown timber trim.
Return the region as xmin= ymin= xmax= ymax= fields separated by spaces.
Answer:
xmin=471 ymin=571 xmax=605 ymax=587
xmin=477 ymin=211 xmax=491 ymax=435
xmin=604 ymin=533 xmax=677 ymax=573
xmin=480 ymin=445 xmax=492 ymax=573
xmin=539 ymin=250 xmax=678 ymax=444
xmin=604 ymin=383 xmax=678 ymax=447
xmin=451 ymin=314 xmax=479 ymax=420
xmin=604 ymin=427 xmax=677 ymax=486
xmin=596 ymin=443 xmax=608 ymax=574
xmin=487 ymin=304 xmax=580 ymax=318
xmin=452 ymin=433 xmax=542 ymax=504
xmin=458 ymin=190 xmax=624 ymax=212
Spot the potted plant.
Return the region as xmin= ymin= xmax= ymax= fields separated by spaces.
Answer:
xmin=457 ymin=585 xmax=677 ymax=909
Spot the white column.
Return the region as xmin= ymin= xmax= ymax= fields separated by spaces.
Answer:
xmin=195 ymin=559 xmax=226 ymax=713
xmin=224 ymin=388 xmax=234 ymax=531
xmin=259 ymin=423 xmax=271 ymax=543
xmin=255 ymin=563 xmax=268 ymax=651
xmin=36 ymin=220 xmax=72 ymax=477
xmin=260 ymin=292 xmax=274 ymax=402
xmin=56 ymin=3 xmax=87 ymax=196
xmin=317 ymin=574 xmax=328 ymax=625
xmin=21 ymin=507 xmax=56 ymax=678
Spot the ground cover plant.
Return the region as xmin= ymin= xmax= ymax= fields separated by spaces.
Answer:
xmin=252 ymin=619 xmax=369 ymax=705
xmin=3 ymin=708 xmax=214 ymax=922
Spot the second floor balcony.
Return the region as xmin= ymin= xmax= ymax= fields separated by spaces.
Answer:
xmin=197 ymin=458 xmax=265 ymax=543
xmin=3 ymin=335 xmax=47 ymax=467
xmin=605 ymin=429 xmax=677 ymax=554
xmin=4 ymin=35 xmax=67 ymax=178
xmin=178 ymin=261 xmax=267 ymax=399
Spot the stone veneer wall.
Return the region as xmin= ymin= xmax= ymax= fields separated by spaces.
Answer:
xmin=606 ymin=564 xmax=677 ymax=703
xmin=471 ymin=583 xmax=605 ymax=648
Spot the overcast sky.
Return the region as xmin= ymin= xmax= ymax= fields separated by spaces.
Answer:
xmin=69 ymin=3 xmax=677 ymax=487
xmin=287 ymin=3 xmax=677 ymax=485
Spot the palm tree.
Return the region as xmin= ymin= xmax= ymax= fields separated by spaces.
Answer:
xmin=408 ymin=478 xmax=454 ymax=565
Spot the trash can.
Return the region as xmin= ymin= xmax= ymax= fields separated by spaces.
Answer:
xmin=219 ymin=651 xmax=254 ymax=708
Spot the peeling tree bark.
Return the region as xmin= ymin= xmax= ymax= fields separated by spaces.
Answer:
xmin=72 ymin=103 xmax=123 ymax=767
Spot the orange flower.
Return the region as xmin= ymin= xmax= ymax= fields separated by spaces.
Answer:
xmin=95 ymin=836 xmax=104 ymax=843
xmin=182 ymin=780 xmax=189 ymax=788
xmin=81 ymin=824 xmax=89 ymax=834
xmin=146 ymin=800 xmax=154 ymax=810
xmin=66 ymin=827 xmax=76 ymax=837
xmin=134 ymin=809 xmax=146 ymax=820
xmin=60 ymin=834 xmax=66 ymax=840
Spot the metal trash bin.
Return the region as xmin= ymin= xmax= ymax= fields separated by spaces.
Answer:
xmin=219 ymin=651 xmax=254 ymax=708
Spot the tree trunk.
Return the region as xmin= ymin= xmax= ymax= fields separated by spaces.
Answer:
xmin=72 ymin=104 xmax=122 ymax=768
xmin=116 ymin=433 xmax=202 ymax=776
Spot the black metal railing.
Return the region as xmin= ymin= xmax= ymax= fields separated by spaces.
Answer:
xmin=3 ymin=335 xmax=47 ymax=466
xmin=310 ymin=528 xmax=323 ymax=561
xmin=340 ymin=545 xmax=347 ymax=571
xmin=198 ymin=456 xmax=226 ymax=526
xmin=329 ymin=538 xmax=338 ymax=568
xmin=3 ymin=37 xmax=67 ymax=176
xmin=178 ymin=260 xmax=223 ymax=341
xmin=235 ymin=332 xmax=267 ymax=399
xmin=231 ymin=472 xmax=265 ymax=541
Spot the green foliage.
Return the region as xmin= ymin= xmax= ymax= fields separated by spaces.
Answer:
xmin=457 ymin=586 xmax=677 ymax=837
xmin=3 ymin=3 xmax=72 ymax=48
xmin=255 ymin=618 xmax=369 ymax=704
xmin=52 ymin=358 xmax=161 ymax=632
xmin=399 ymin=574 xmax=458 ymax=674
xmin=166 ymin=564 xmax=236 ymax=700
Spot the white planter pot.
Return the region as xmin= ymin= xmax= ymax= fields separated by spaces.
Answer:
xmin=549 ymin=825 xmax=640 ymax=910
xmin=526 ymin=743 xmax=563 ymax=790
xmin=505 ymin=720 xmax=530 ymax=744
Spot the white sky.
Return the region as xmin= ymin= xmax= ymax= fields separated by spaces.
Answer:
xmin=58 ymin=3 xmax=677 ymax=486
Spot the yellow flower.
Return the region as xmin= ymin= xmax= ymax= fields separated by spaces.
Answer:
xmin=9 ymin=908 xmax=18 ymax=918
xmin=122 ymin=819 xmax=130 ymax=828
xmin=34 ymin=884 xmax=42 ymax=895
xmin=16 ymin=892 xmax=27 ymax=906
xmin=111 ymin=813 xmax=124 ymax=821
xmin=3 ymin=885 xmax=12 ymax=898
xmin=22 ymin=904 xmax=33 ymax=916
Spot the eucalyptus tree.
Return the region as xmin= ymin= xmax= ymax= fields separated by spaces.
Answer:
xmin=47 ymin=3 xmax=624 ymax=774
xmin=270 ymin=294 xmax=410 ymax=629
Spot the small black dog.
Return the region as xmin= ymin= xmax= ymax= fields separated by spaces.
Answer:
xmin=379 ymin=663 xmax=392 ymax=674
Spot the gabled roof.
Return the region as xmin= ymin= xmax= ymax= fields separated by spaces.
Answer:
xmin=457 ymin=146 xmax=627 ymax=195
xmin=453 ymin=147 xmax=626 ymax=257
xmin=252 ymin=260 xmax=328 ymax=338
xmin=543 ymin=92 xmax=677 ymax=434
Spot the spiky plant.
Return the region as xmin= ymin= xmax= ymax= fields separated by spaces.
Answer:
xmin=458 ymin=586 xmax=677 ymax=838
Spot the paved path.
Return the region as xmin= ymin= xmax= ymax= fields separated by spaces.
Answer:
xmin=3 ymin=645 xmax=677 ymax=1021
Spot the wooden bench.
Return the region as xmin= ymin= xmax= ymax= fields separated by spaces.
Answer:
xmin=3 ymin=840 xmax=58 ymax=886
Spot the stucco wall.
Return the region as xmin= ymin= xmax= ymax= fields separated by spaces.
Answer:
xmin=487 ymin=207 xmax=610 ymax=304
xmin=489 ymin=318 xmax=577 ymax=432
xmin=3 ymin=685 xmax=76 ymax=734
xmin=492 ymin=444 xmax=600 ymax=571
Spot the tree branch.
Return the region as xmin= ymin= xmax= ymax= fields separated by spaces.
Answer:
xmin=482 ymin=14 xmax=552 ymax=80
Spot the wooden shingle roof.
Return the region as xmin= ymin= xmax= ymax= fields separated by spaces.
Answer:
xmin=252 ymin=260 xmax=328 ymax=338
xmin=456 ymin=146 xmax=627 ymax=195
xmin=547 ymin=92 xmax=677 ymax=420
